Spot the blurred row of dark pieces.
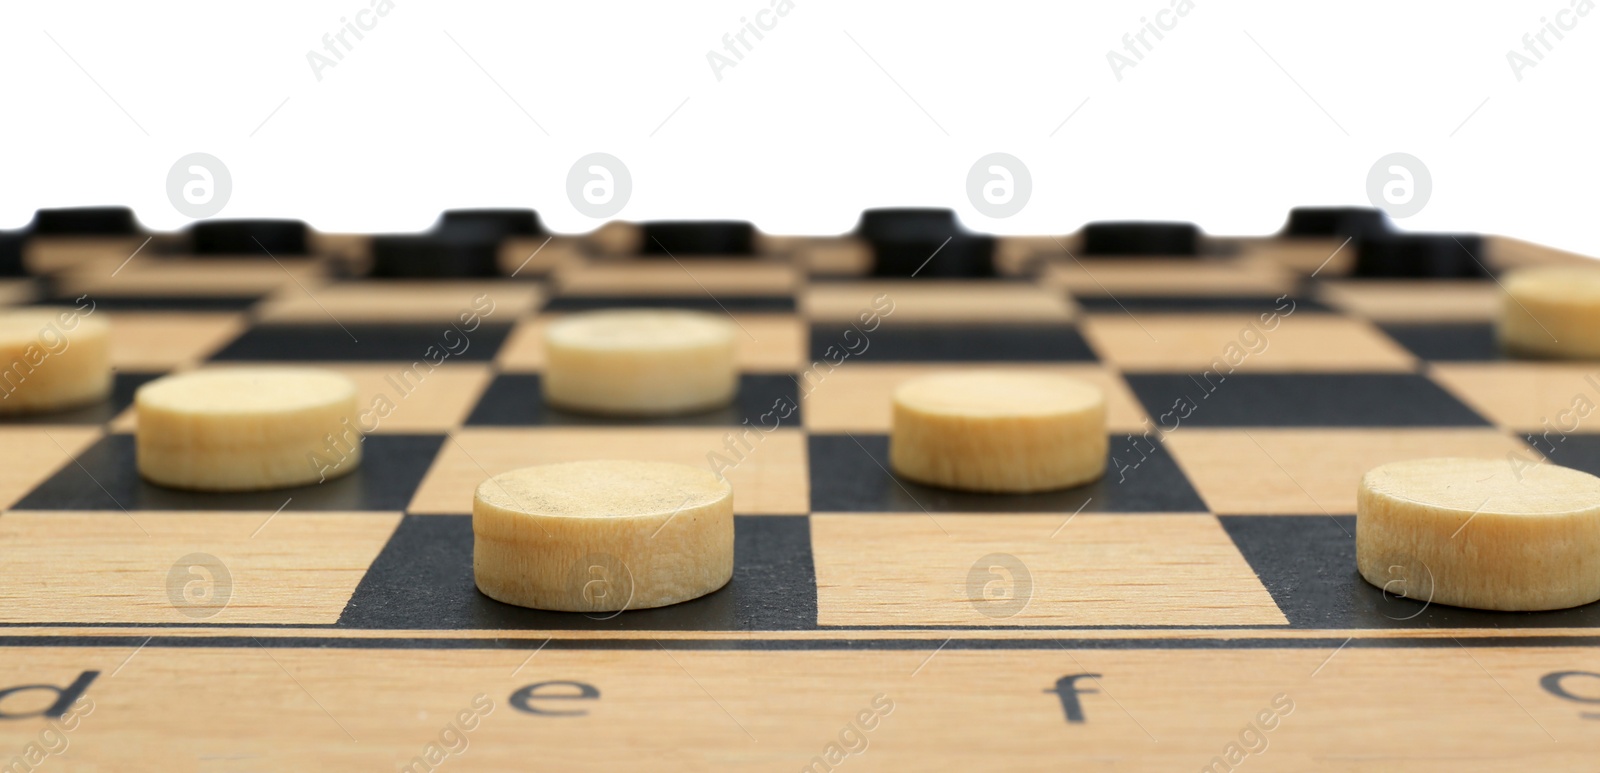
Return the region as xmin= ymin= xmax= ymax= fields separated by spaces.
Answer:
xmin=0 ymin=205 xmax=1487 ymax=281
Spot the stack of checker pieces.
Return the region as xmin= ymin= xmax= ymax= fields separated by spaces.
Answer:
xmin=2 ymin=205 xmax=1599 ymax=770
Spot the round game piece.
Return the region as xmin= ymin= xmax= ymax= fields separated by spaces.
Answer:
xmin=473 ymin=460 xmax=735 ymax=612
xmin=543 ymin=309 xmax=738 ymax=416
xmin=1082 ymin=221 xmax=1199 ymax=256
xmin=136 ymin=367 xmax=362 ymax=491
xmin=1498 ymin=265 xmax=1600 ymax=359
xmin=854 ymin=208 xmax=960 ymax=242
xmin=1282 ymin=206 xmax=1390 ymax=239
xmin=438 ymin=208 xmax=543 ymax=237
xmin=1357 ymin=457 xmax=1600 ymax=612
xmin=870 ymin=234 xmax=997 ymax=279
xmin=30 ymin=207 xmax=140 ymax=236
xmin=0 ymin=309 xmax=112 ymax=415
xmin=188 ymin=219 xmax=309 ymax=256
xmin=640 ymin=221 xmax=755 ymax=256
xmin=368 ymin=228 xmax=501 ymax=278
xmin=890 ymin=371 xmax=1107 ymax=493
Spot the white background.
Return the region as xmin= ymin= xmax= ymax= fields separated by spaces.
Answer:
xmin=1 ymin=1 xmax=1595 ymax=253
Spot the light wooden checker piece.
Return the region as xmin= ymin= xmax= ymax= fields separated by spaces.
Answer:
xmin=3 ymin=223 xmax=1600 ymax=771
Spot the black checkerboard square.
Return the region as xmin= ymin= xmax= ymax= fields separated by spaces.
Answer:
xmin=807 ymin=434 xmax=1206 ymax=513
xmin=210 ymin=323 xmax=512 ymax=362
xmin=36 ymin=293 xmax=264 ymax=312
xmin=543 ymin=296 xmax=795 ymax=313
xmin=1380 ymin=323 xmax=1499 ymax=362
xmin=1122 ymin=373 xmax=1492 ymax=427
xmin=1075 ymin=295 xmax=1328 ymax=314
xmin=13 ymin=433 xmax=444 ymax=511
xmin=465 ymin=373 xmax=801 ymax=428
xmin=1221 ymin=515 xmax=1600 ymax=629
xmin=809 ymin=323 xmax=1097 ymax=362
xmin=1531 ymin=434 xmax=1600 ymax=479
xmin=339 ymin=514 xmax=817 ymax=630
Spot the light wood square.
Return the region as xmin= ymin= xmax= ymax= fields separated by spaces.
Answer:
xmin=803 ymin=281 xmax=1073 ymax=323
xmin=410 ymin=428 xmax=808 ymax=514
xmin=1044 ymin=258 xmax=1294 ymax=297
xmin=0 ymin=427 xmax=102 ymax=509
xmin=1164 ymin=428 xmax=1536 ymax=515
xmin=0 ymin=512 xmax=399 ymax=624
xmin=0 ymin=279 xmax=36 ymax=307
xmin=498 ymin=236 xmax=585 ymax=276
xmin=556 ymin=260 xmax=797 ymax=297
xmin=1233 ymin=236 xmax=1354 ymax=274
xmin=23 ymin=236 xmax=149 ymax=274
xmin=802 ymin=363 xmax=1147 ymax=433
xmin=1081 ymin=313 xmax=1417 ymax=372
xmin=104 ymin=312 xmax=248 ymax=369
xmin=811 ymin=513 xmax=1286 ymax=626
xmin=497 ymin=313 xmax=803 ymax=374
xmin=59 ymin=258 xmax=320 ymax=297
xmin=1429 ymin=363 xmax=1600 ymax=433
xmin=1317 ymin=280 xmax=1501 ymax=322
xmin=795 ymin=238 xmax=871 ymax=274
xmin=257 ymin=281 xmax=541 ymax=323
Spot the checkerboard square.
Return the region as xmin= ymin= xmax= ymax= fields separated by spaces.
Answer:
xmin=13 ymin=434 xmax=443 ymax=511
xmin=542 ymin=296 xmax=795 ymax=313
xmin=1221 ymin=515 xmax=1600 ymax=629
xmin=555 ymin=260 xmax=797 ymax=298
xmin=810 ymin=323 xmax=1097 ymax=362
xmin=341 ymin=515 xmax=815 ymax=630
xmin=1164 ymin=429 xmax=1534 ymax=515
xmin=1316 ymin=280 xmax=1499 ymax=323
xmin=1380 ymin=323 xmax=1499 ymax=362
xmin=1123 ymin=373 xmax=1492 ymax=427
xmin=803 ymin=281 xmax=1073 ymax=323
xmin=0 ymin=427 xmax=101 ymax=509
xmin=811 ymin=513 xmax=1285 ymax=626
xmin=1082 ymin=313 xmax=1416 ymax=372
xmin=0 ymin=512 xmax=399 ymax=624
xmin=1074 ymin=295 xmax=1328 ymax=314
xmin=801 ymin=363 xmax=1148 ymax=433
xmin=807 ymin=434 xmax=1206 ymax=513
xmin=1044 ymin=258 xmax=1295 ymax=296
xmin=105 ymin=312 xmax=249 ymax=368
xmin=1429 ymin=363 xmax=1600 ymax=433
xmin=256 ymin=281 xmax=541 ymax=323
xmin=209 ymin=323 xmax=512 ymax=362
xmin=409 ymin=428 xmax=807 ymax=515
